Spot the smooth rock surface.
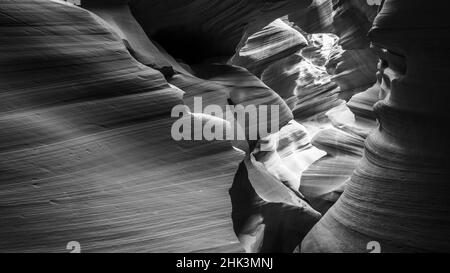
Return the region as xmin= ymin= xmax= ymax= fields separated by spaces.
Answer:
xmin=302 ymin=0 xmax=450 ymax=253
xmin=0 ymin=0 xmax=244 ymax=253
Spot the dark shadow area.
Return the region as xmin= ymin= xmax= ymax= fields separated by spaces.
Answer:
xmin=151 ymin=26 xmax=233 ymax=64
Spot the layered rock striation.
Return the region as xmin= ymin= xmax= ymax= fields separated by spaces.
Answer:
xmin=302 ymin=0 xmax=450 ymax=253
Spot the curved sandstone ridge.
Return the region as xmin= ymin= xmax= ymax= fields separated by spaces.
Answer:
xmin=0 ymin=0 xmax=246 ymax=252
xmin=289 ymin=0 xmax=378 ymax=49
xmin=289 ymin=0 xmax=379 ymax=100
xmin=230 ymin=121 xmax=325 ymax=252
xmin=231 ymin=20 xmax=344 ymax=120
xmin=1 ymin=0 xmax=447 ymax=254
xmin=302 ymin=0 xmax=450 ymax=252
xmin=81 ymin=0 xmax=190 ymax=76
xmin=0 ymin=0 xmax=371 ymax=253
xmin=228 ymin=10 xmax=378 ymax=223
xmin=0 ymin=0 xmax=319 ymax=253
xmin=226 ymin=13 xmax=378 ymax=250
xmin=231 ymin=19 xmax=309 ymax=78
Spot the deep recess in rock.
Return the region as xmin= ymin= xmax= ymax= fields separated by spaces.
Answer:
xmin=151 ymin=26 xmax=230 ymax=64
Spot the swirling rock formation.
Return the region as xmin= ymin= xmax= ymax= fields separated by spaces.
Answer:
xmin=230 ymin=19 xmax=309 ymax=78
xmin=230 ymin=120 xmax=324 ymax=252
xmin=221 ymin=21 xmax=332 ymax=252
xmin=278 ymin=0 xmax=383 ymax=216
xmin=288 ymin=0 xmax=334 ymax=34
xmin=290 ymin=0 xmax=379 ymax=100
xmin=0 ymin=0 xmax=246 ymax=252
xmin=81 ymin=0 xmax=176 ymax=76
xmin=231 ymin=20 xmax=344 ymax=120
xmin=300 ymin=104 xmax=370 ymax=214
xmin=78 ymin=0 xmax=381 ymax=253
xmin=0 ymin=0 xmax=322 ymax=253
xmin=302 ymin=0 xmax=450 ymax=252
xmin=3 ymin=0 xmax=446 ymax=254
xmin=228 ymin=11 xmax=372 ymax=222
xmin=293 ymin=36 xmax=343 ymax=120
xmin=224 ymin=14 xmax=352 ymax=252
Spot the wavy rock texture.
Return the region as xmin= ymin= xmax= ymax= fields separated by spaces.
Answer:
xmin=228 ymin=14 xmax=375 ymax=221
xmin=231 ymin=20 xmax=344 ymax=120
xmin=0 ymin=0 xmax=248 ymax=253
xmin=293 ymin=35 xmax=343 ymax=121
xmin=81 ymin=0 xmax=176 ymax=76
xmin=0 ymin=0 xmax=323 ymax=253
xmin=227 ymin=16 xmax=374 ymax=251
xmin=211 ymin=22 xmax=333 ymax=252
xmin=231 ymin=19 xmax=309 ymax=78
xmin=288 ymin=0 xmax=334 ymax=34
xmin=300 ymin=106 xmax=373 ymax=215
xmin=275 ymin=0 xmax=382 ymax=216
xmin=82 ymin=0 xmax=325 ymax=254
xmin=297 ymin=0 xmax=383 ymax=215
xmin=226 ymin=109 xmax=328 ymax=252
xmin=289 ymin=0 xmax=378 ymax=48
xmin=289 ymin=0 xmax=378 ymax=100
xmin=302 ymin=0 xmax=450 ymax=252
xmin=231 ymin=19 xmax=307 ymax=110
xmin=4 ymin=0 xmax=444 ymax=254
xmin=230 ymin=121 xmax=324 ymax=252
xmin=185 ymin=64 xmax=293 ymax=139
xmin=324 ymin=0 xmax=378 ymax=100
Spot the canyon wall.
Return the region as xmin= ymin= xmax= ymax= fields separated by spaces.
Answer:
xmin=0 ymin=0 xmax=244 ymax=252
xmin=1 ymin=0 xmax=447 ymax=253
xmin=302 ymin=0 xmax=450 ymax=252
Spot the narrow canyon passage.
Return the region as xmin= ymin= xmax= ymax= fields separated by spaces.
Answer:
xmin=0 ymin=0 xmax=448 ymax=253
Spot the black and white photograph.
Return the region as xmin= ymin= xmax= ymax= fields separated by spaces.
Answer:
xmin=0 ymin=0 xmax=449 ymax=259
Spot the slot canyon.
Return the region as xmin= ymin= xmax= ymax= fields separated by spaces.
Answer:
xmin=0 ymin=0 xmax=449 ymax=253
